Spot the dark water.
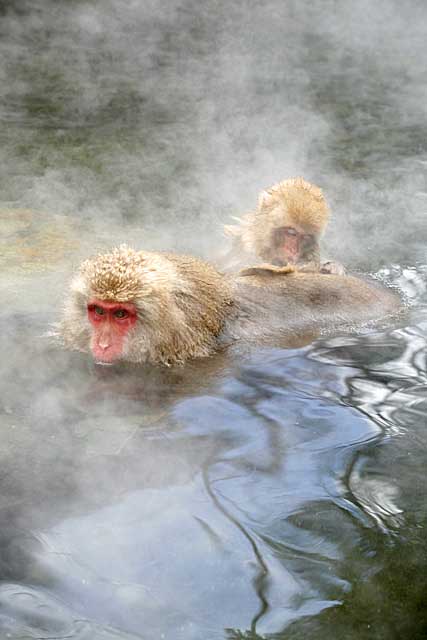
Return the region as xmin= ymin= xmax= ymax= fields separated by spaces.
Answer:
xmin=1 ymin=1 xmax=427 ymax=639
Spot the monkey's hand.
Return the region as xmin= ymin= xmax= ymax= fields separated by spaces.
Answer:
xmin=239 ymin=263 xmax=296 ymax=277
xmin=320 ymin=261 xmax=346 ymax=276
xmin=296 ymin=261 xmax=320 ymax=273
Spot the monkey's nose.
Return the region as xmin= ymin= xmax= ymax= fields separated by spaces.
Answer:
xmin=98 ymin=337 xmax=111 ymax=350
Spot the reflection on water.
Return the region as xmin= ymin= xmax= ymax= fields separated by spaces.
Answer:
xmin=1 ymin=294 xmax=427 ymax=639
xmin=1 ymin=0 xmax=427 ymax=638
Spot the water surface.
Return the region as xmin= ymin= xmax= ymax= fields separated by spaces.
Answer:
xmin=1 ymin=1 xmax=427 ymax=639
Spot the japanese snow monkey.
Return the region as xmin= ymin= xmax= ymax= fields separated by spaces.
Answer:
xmin=224 ymin=177 xmax=344 ymax=274
xmin=59 ymin=246 xmax=399 ymax=367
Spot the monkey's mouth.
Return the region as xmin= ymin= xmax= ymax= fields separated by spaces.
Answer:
xmin=271 ymin=256 xmax=288 ymax=267
xmin=92 ymin=348 xmax=123 ymax=365
xmin=90 ymin=335 xmax=126 ymax=364
xmin=282 ymin=250 xmax=298 ymax=265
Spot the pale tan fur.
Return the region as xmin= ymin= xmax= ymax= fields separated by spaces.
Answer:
xmin=224 ymin=177 xmax=330 ymax=269
xmin=238 ymin=264 xmax=296 ymax=277
xmin=259 ymin=177 xmax=329 ymax=233
xmin=60 ymin=246 xmax=233 ymax=366
xmin=60 ymin=246 xmax=400 ymax=366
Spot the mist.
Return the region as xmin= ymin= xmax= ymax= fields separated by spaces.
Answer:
xmin=1 ymin=1 xmax=427 ymax=639
xmin=1 ymin=0 xmax=427 ymax=274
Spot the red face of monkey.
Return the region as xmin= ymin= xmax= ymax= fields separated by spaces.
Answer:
xmin=87 ymin=300 xmax=137 ymax=363
xmin=271 ymin=226 xmax=315 ymax=265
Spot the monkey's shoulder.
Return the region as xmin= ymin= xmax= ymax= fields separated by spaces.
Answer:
xmin=162 ymin=251 xmax=226 ymax=281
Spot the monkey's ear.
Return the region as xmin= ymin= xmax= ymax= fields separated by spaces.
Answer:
xmin=224 ymin=224 xmax=242 ymax=238
xmin=258 ymin=190 xmax=274 ymax=209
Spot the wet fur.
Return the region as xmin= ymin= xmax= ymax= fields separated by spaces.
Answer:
xmin=60 ymin=247 xmax=233 ymax=366
xmin=224 ymin=177 xmax=332 ymax=271
xmin=60 ymin=246 xmax=400 ymax=366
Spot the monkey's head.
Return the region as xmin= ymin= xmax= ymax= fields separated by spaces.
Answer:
xmin=239 ymin=177 xmax=330 ymax=266
xmin=60 ymin=246 xmax=233 ymax=366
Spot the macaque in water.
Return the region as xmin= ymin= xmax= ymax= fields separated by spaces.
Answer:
xmin=60 ymin=247 xmax=234 ymax=366
xmin=59 ymin=245 xmax=399 ymax=366
xmin=224 ymin=177 xmax=344 ymax=274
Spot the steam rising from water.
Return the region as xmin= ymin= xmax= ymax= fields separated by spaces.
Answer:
xmin=1 ymin=2 xmax=427 ymax=639
xmin=1 ymin=0 xmax=426 ymax=272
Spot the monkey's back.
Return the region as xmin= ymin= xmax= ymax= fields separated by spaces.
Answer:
xmin=229 ymin=270 xmax=401 ymax=341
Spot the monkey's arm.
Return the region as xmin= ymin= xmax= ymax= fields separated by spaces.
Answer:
xmin=296 ymin=246 xmax=321 ymax=273
xmin=295 ymin=260 xmax=321 ymax=273
xmin=299 ymin=245 xmax=346 ymax=275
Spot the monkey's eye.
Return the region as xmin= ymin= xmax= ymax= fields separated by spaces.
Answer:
xmin=284 ymin=227 xmax=298 ymax=236
xmin=94 ymin=305 xmax=105 ymax=315
xmin=274 ymin=227 xmax=298 ymax=245
xmin=114 ymin=308 xmax=129 ymax=319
